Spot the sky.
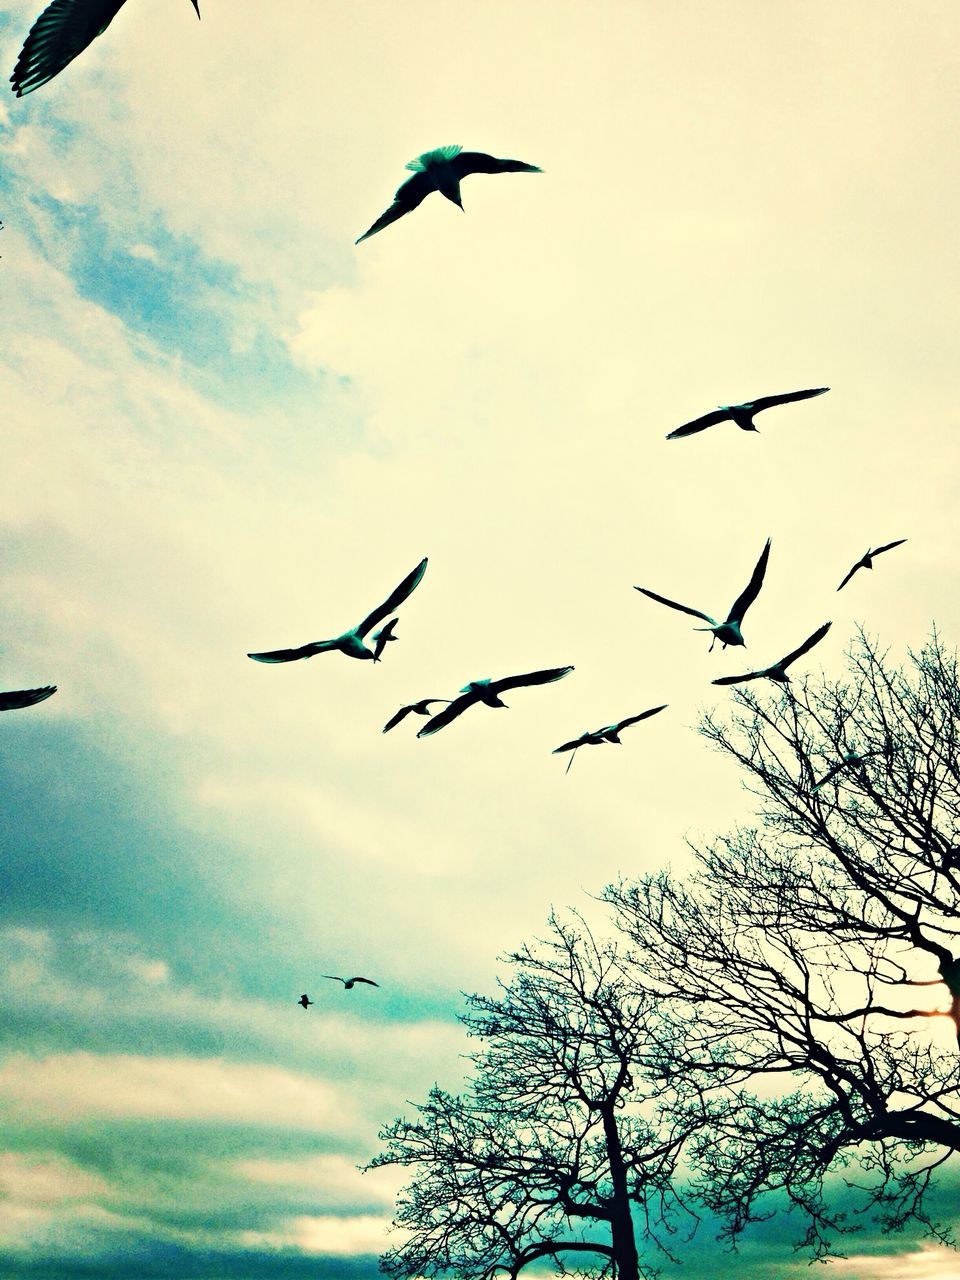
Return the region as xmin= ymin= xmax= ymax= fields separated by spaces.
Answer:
xmin=1 ymin=0 xmax=959 ymax=1276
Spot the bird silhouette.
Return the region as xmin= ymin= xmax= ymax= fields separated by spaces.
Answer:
xmin=666 ymin=388 xmax=829 ymax=440
xmin=372 ymin=617 xmax=399 ymax=662
xmin=0 ymin=685 xmax=57 ymax=712
xmin=417 ymin=667 xmax=574 ymax=738
xmin=635 ymin=539 xmax=770 ymax=651
xmin=836 ymin=540 xmax=907 ymax=592
xmin=811 ymin=749 xmax=879 ymax=792
xmin=382 ymin=698 xmax=451 ymax=733
xmin=712 ymin=622 xmax=832 ymax=687
xmin=248 ymin=558 xmax=427 ymax=664
xmin=356 ymin=145 xmax=541 ymax=244
xmin=298 ymin=994 xmax=314 ymax=1009
xmin=10 ymin=0 xmax=200 ymax=97
xmin=323 ymin=975 xmax=379 ymax=990
xmin=553 ymin=704 xmax=668 ymax=773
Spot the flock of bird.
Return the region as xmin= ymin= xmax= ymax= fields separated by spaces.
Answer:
xmin=4 ymin=2 xmax=910 ymax=1008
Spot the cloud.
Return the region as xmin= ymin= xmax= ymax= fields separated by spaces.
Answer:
xmin=241 ymin=1214 xmax=393 ymax=1257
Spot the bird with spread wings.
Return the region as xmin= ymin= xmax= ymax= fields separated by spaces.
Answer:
xmin=417 ymin=667 xmax=574 ymax=738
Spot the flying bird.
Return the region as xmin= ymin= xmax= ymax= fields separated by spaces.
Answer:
xmin=382 ymin=698 xmax=451 ymax=733
xmin=712 ymin=622 xmax=832 ymax=687
xmin=323 ymin=976 xmax=379 ymax=990
xmin=10 ymin=0 xmax=200 ymax=98
xmin=356 ymin=145 xmax=541 ymax=244
xmin=635 ymin=539 xmax=771 ymax=651
xmin=811 ymin=750 xmax=878 ymax=792
xmin=553 ymin=704 xmax=668 ymax=773
xmin=248 ymin=558 xmax=427 ymax=665
xmin=372 ymin=618 xmax=398 ymax=662
xmin=417 ymin=666 xmax=574 ymax=738
xmin=836 ymin=540 xmax=907 ymax=592
xmin=666 ymin=388 xmax=829 ymax=440
xmin=298 ymin=994 xmax=314 ymax=1009
xmin=0 ymin=685 xmax=57 ymax=712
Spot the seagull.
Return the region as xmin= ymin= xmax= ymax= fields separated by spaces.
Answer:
xmin=323 ymin=975 xmax=379 ymax=990
xmin=712 ymin=622 xmax=832 ymax=687
xmin=382 ymin=698 xmax=451 ymax=733
xmin=417 ymin=666 xmax=574 ymax=738
xmin=666 ymin=388 xmax=829 ymax=440
xmin=635 ymin=539 xmax=771 ymax=651
xmin=0 ymin=685 xmax=57 ymax=712
xmin=298 ymin=994 xmax=314 ymax=1009
xmin=553 ymin=704 xmax=668 ymax=773
xmin=372 ymin=618 xmax=399 ymax=662
xmin=10 ymin=0 xmax=200 ymax=98
xmin=356 ymin=145 xmax=541 ymax=244
xmin=836 ymin=540 xmax=907 ymax=592
xmin=248 ymin=558 xmax=427 ymax=665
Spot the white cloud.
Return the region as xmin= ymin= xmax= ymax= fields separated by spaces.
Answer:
xmin=241 ymin=1212 xmax=395 ymax=1256
xmin=0 ymin=1152 xmax=108 ymax=1205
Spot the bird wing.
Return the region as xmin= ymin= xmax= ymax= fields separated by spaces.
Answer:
xmin=450 ymin=151 xmax=542 ymax=177
xmin=355 ymin=171 xmax=436 ymax=244
xmin=382 ymin=705 xmax=414 ymax=733
xmin=836 ymin=561 xmax=862 ymax=592
xmin=350 ymin=977 xmax=379 ymax=987
xmin=356 ymin=558 xmax=428 ymax=638
xmin=726 ymin=538 xmax=771 ymax=625
xmin=711 ymin=670 xmax=764 ymax=686
xmin=0 ymin=685 xmax=57 ymax=711
xmin=416 ymin=690 xmax=480 ymax=737
xmin=612 ymin=705 xmax=669 ymax=733
xmin=779 ymin=621 xmax=832 ymax=671
xmin=812 ymin=760 xmax=851 ymax=791
xmin=634 ymin=587 xmax=714 ymax=626
xmin=749 ymin=387 xmax=830 ymax=415
xmin=247 ymin=640 xmax=340 ymax=663
xmin=872 ymin=538 xmax=907 ymax=557
xmin=322 ymin=975 xmax=344 ymax=983
xmin=492 ymin=666 xmax=575 ymax=693
xmin=665 ymin=408 xmax=731 ymax=440
xmin=553 ymin=735 xmax=588 ymax=754
xmin=10 ymin=0 xmax=126 ymax=96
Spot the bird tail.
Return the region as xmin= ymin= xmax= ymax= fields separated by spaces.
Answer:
xmin=406 ymin=145 xmax=462 ymax=171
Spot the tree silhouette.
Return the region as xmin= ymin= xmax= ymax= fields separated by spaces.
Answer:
xmin=369 ymin=911 xmax=697 ymax=1279
xmin=607 ymin=628 xmax=960 ymax=1259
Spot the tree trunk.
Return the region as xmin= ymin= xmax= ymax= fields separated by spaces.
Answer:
xmin=600 ymin=1104 xmax=641 ymax=1280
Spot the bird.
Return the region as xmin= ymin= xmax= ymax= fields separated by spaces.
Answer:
xmin=248 ymin=558 xmax=427 ymax=664
xmin=298 ymin=994 xmax=314 ymax=1009
xmin=382 ymin=698 xmax=451 ymax=733
xmin=417 ymin=666 xmax=574 ymax=738
xmin=666 ymin=388 xmax=829 ymax=440
xmin=0 ymin=685 xmax=57 ymax=712
xmin=836 ymin=540 xmax=907 ymax=592
xmin=712 ymin=622 xmax=832 ymax=687
xmin=811 ymin=749 xmax=878 ymax=792
xmin=323 ymin=975 xmax=379 ymax=990
xmin=372 ymin=618 xmax=399 ymax=662
xmin=553 ymin=704 xmax=668 ymax=774
xmin=10 ymin=0 xmax=200 ymax=98
xmin=355 ymin=145 xmax=541 ymax=244
xmin=635 ymin=539 xmax=771 ymax=651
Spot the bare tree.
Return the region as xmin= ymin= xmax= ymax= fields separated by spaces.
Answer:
xmin=368 ymin=911 xmax=696 ymax=1279
xmin=607 ymin=629 xmax=960 ymax=1258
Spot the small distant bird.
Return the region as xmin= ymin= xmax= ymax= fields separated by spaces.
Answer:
xmin=667 ymin=388 xmax=829 ymax=440
xmin=417 ymin=666 xmax=574 ymax=738
xmin=324 ymin=975 xmax=379 ymax=990
xmin=298 ymin=994 xmax=314 ymax=1009
xmin=635 ymin=539 xmax=770 ymax=651
xmin=11 ymin=0 xmax=200 ymax=98
xmin=811 ymin=749 xmax=878 ymax=792
xmin=712 ymin=622 xmax=832 ymax=687
xmin=836 ymin=540 xmax=907 ymax=592
xmin=0 ymin=685 xmax=57 ymax=711
xmin=553 ymin=704 xmax=668 ymax=774
xmin=382 ymin=698 xmax=451 ymax=733
xmin=372 ymin=618 xmax=399 ymax=662
xmin=248 ymin=558 xmax=427 ymax=665
xmin=356 ymin=145 xmax=541 ymax=244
